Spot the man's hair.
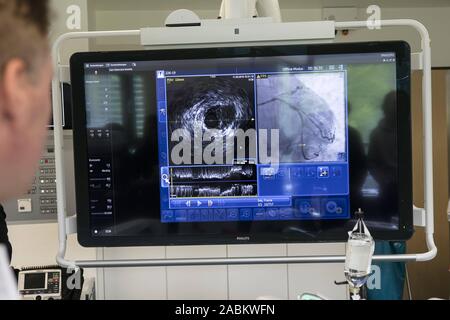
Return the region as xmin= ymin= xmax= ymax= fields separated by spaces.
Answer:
xmin=0 ymin=0 xmax=50 ymax=75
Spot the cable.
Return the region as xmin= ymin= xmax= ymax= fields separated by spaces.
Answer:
xmin=405 ymin=263 xmax=413 ymax=300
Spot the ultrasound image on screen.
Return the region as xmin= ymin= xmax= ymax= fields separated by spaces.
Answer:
xmin=167 ymin=75 xmax=256 ymax=165
xmin=257 ymin=72 xmax=347 ymax=163
xmin=170 ymin=183 xmax=257 ymax=198
xmin=170 ymin=165 xmax=256 ymax=182
xmin=169 ymin=165 xmax=257 ymax=198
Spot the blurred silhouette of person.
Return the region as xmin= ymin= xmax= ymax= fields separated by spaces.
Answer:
xmin=0 ymin=1 xmax=52 ymax=276
xmin=347 ymin=103 xmax=368 ymax=209
xmin=367 ymin=91 xmax=399 ymax=214
xmin=0 ymin=205 xmax=11 ymax=263
xmin=367 ymin=91 xmax=408 ymax=300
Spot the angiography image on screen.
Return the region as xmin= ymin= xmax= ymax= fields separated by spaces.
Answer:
xmin=257 ymin=72 xmax=347 ymax=163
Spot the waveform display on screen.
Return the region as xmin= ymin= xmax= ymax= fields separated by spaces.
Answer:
xmin=170 ymin=183 xmax=256 ymax=198
xmin=171 ymin=165 xmax=255 ymax=182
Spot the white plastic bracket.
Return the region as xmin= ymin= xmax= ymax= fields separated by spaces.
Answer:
xmin=65 ymin=215 xmax=77 ymax=235
xmin=411 ymin=52 xmax=423 ymax=71
xmin=140 ymin=20 xmax=335 ymax=49
xmin=413 ymin=205 xmax=426 ymax=227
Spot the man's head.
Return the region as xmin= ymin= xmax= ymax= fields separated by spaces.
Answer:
xmin=0 ymin=0 xmax=52 ymax=200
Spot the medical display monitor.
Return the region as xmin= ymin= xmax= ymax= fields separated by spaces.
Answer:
xmin=70 ymin=42 xmax=412 ymax=247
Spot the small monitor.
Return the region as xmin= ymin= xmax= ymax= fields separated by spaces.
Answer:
xmin=70 ymin=41 xmax=413 ymax=247
xmin=24 ymin=273 xmax=46 ymax=290
xmin=18 ymin=269 xmax=62 ymax=300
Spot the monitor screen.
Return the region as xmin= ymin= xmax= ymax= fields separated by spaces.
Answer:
xmin=71 ymin=42 xmax=413 ymax=247
xmin=24 ymin=273 xmax=46 ymax=290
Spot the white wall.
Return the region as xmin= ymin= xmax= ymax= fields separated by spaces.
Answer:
xmin=96 ymin=243 xmax=347 ymax=300
xmin=7 ymin=224 xmax=347 ymax=300
xmin=7 ymin=223 xmax=97 ymax=279
xmin=89 ymin=3 xmax=450 ymax=67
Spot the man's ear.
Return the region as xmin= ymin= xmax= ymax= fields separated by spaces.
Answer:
xmin=0 ymin=58 xmax=31 ymax=130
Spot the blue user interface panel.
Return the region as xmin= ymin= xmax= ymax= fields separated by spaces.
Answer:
xmin=157 ymin=62 xmax=350 ymax=223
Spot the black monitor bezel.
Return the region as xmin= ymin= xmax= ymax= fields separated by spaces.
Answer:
xmin=70 ymin=41 xmax=413 ymax=247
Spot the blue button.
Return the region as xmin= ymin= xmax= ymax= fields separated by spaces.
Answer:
xmin=157 ymin=84 xmax=166 ymax=100
xmin=331 ymin=166 xmax=342 ymax=177
xmin=318 ymin=166 xmax=330 ymax=178
xmin=306 ymin=167 xmax=316 ymax=178
xmin=161 ymin=167 xmax=170 ymax=188
xmin=294 ymin=198 xmax=322 ymax=217
xmin=325 ymin=201 xmax=338 ymax=213
xmin=158 ymin=102 xmax=167 ymax=122
xmin=276 ymin=168 xmax=287 ymax=178
xmin=157 ymin=92 xmax=165 ymax=101
xmin=279 ymin=208 xmax=294 ymax=219
xmin=161 ymin=210 xmax=174 ymax=222
xmin=214 ymin=209 xmax=227 ymax=221
xmin=261 ymin=167 xmax=276 ymax=180
xmin=184 ymin=200 xmax=194 ymax=208
xmin=266 ymin=208 xmax=279 ymax=220
xmin=175 ymin=210 xmax=188 ymax=222
xmin=253 ymin=208 xmax=266 ymax=220
xmin=322 ymin=198 xmax=347 ymax=217
xmin=226 ymin=209 xmax=239 ymax=220
xmin=220 ymin=198 xmax=258 ymax=208
xmin=188 ymin=209 xmax=201 ymax=222
xmin=297 ymin=200 xmax=312 ymax=214
xmin=157 ymin=70 xmax=165 ymax=78
xmin=200 ymin=209 xmax=211 ymax=221
xmin=291 ymin=167 xmax=304 ymax=178
xmin=239 ymin=208 xmax=253 ymax=220
xmin=308 ymin=205 xmax=321 ymax=218
xmin=158 ymin=101 xmax=167 ymax=108
xmin=170 ymin=200 xmax=182 ymax=208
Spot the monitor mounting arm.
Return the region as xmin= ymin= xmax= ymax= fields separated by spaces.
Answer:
xmin=52 ymin=19 xmax=436 ymax=269
xmin=219 ymin=0 xmax=282 ymax=22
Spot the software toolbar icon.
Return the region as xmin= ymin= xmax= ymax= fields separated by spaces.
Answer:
xmin=157 ymin=70 xmax=165 ymax=79
xmin=318 ymin=166 xmax=330 ymax=178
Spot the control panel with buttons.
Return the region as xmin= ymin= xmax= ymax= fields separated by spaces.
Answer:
xmin=3 ymin=137 xmax=60 ymax=223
